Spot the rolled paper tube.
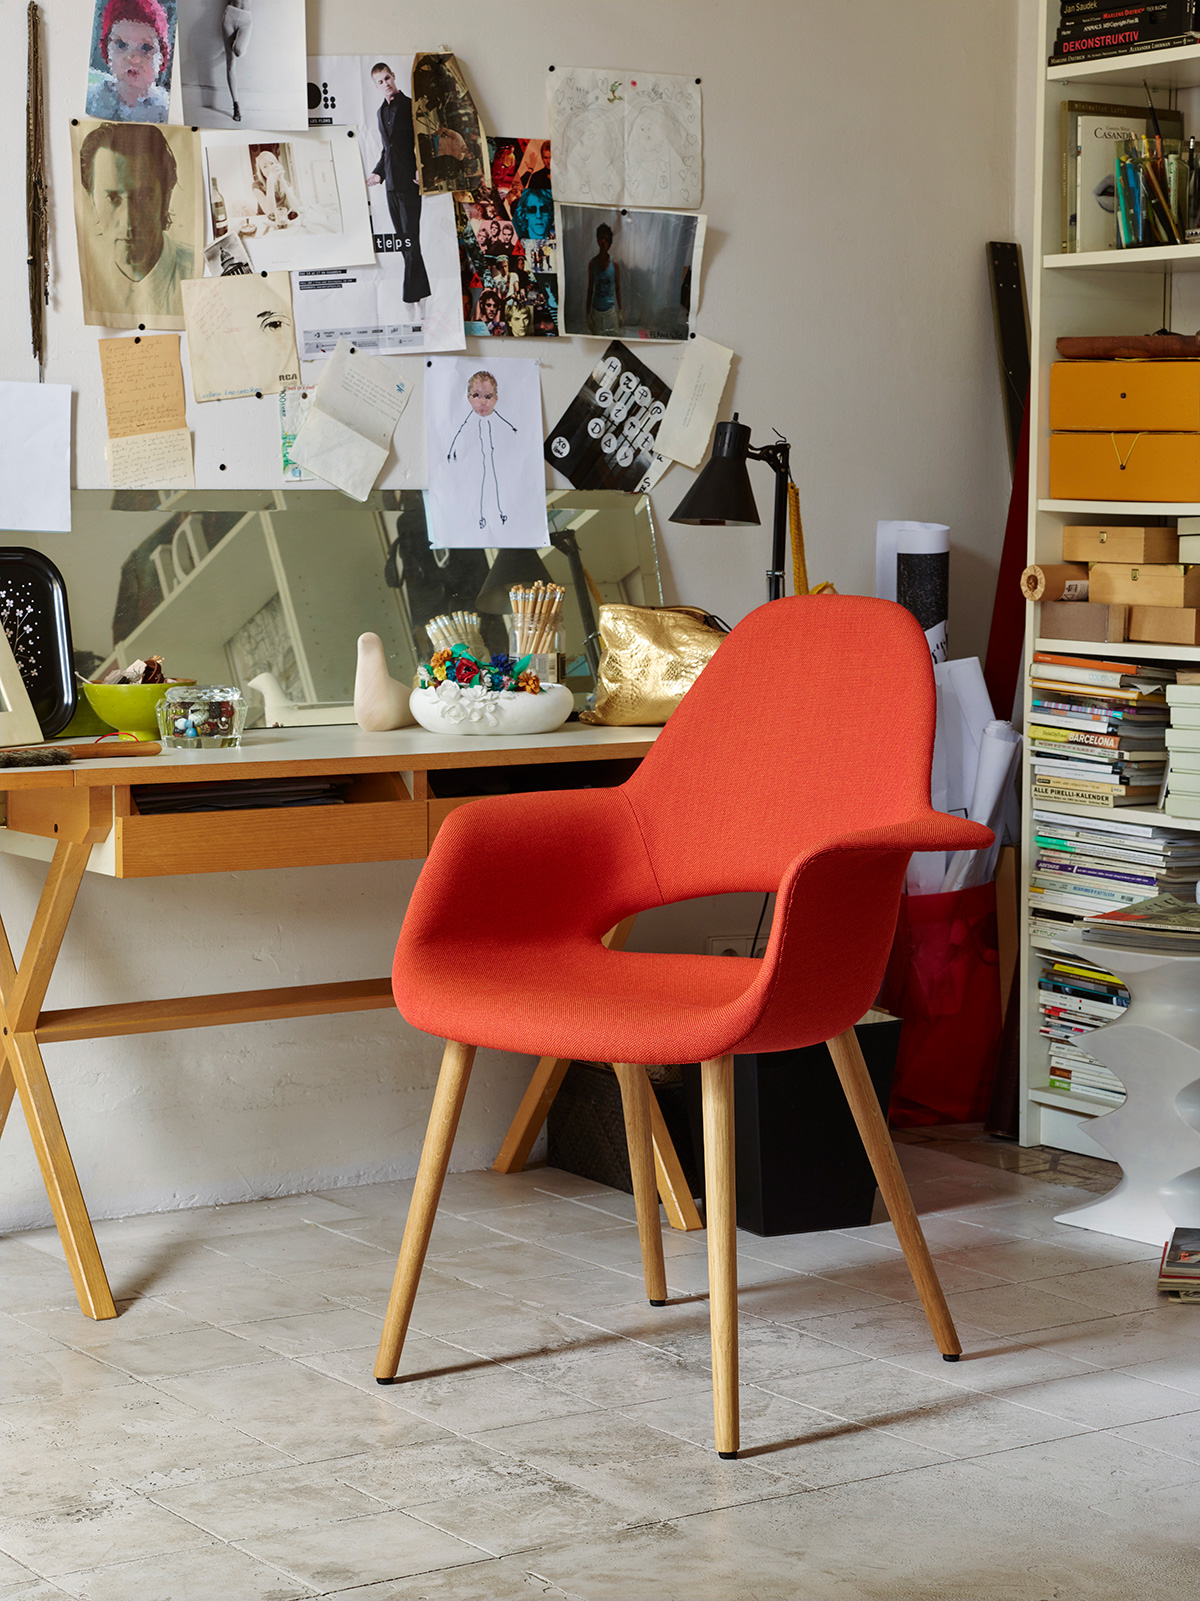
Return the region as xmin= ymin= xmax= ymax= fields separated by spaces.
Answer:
xmin=1020 ymin=563 xmax=1089 ymax=602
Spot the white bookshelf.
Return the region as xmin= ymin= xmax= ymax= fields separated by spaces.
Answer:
xmin=1022 ymin=10 xmax=1200 ymax=1156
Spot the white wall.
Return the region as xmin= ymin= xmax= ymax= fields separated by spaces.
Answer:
xmin=1 ymin=0 xmax=1022 ymax=1228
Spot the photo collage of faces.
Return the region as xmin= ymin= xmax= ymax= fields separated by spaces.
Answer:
xmin=456 ymin=138 xmax=559 ymax=339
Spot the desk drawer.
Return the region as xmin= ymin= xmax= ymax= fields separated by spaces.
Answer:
xmin=114 ymin=772 xmax=428 ymax=877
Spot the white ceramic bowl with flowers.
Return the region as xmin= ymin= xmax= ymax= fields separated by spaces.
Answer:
xmin=408 ymin=647 xmax=573 ymax=737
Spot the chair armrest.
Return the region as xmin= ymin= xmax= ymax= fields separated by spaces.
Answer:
xmin=730 ymin=814 xmax=995 ymax=1052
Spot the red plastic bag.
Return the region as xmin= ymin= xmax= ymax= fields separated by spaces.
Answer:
xmin=877 ymin=882 xmax=1002 ymax=1127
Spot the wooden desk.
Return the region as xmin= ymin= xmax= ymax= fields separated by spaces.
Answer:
xmin=0 ymin=723 xmax=704 ymax=1321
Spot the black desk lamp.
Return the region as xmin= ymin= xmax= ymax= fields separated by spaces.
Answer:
xmin=669 ymin=415 xmax=793 ymax=603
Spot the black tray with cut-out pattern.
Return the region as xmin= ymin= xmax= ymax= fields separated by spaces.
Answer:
xmin=0 ymin=548 xmax=77 ymax=737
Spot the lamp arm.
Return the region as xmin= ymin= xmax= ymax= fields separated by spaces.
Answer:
xmin=747 ymin=437 xmax=791 ymax=602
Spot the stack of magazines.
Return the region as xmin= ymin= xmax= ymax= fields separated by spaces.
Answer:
xmin=1038 ymin=958 xmax=1129 ymax=1106
xmin=1028 ymin=808 xmax=1200 ymax=937
xmin=1029 ymin=653 xmax=1171 ymax=810
xmin=1157 ymin=1226 xmax=1200 ymax=1301
xmin=1083 ymin=889 xmax=1200 ymax=948
xmin=1050 ymin=2 xmax=1200 ymax=67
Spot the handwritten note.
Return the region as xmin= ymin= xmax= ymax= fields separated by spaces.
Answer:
xmin=291 ymin=340 xmax=410 ymax=501
xmin=105 ymin=429 xmax=195 ymax=490
xmin=654 ymin=336 xmax=733 ymax=469
xmin=98 ymin=335 xmax=187 ymax=439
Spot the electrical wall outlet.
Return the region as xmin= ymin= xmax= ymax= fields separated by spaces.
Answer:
xmin=706 ymin=935 xmax=757 ymax=958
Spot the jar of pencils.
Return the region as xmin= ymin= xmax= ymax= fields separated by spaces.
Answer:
xmin=508 ymin=581 xmax=566 ymax=685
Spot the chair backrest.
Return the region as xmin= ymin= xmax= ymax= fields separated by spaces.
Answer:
xmin=622 ymin=595 xmax=937 ymax=901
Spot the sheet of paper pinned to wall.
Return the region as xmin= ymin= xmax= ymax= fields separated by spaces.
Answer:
xmin=299 ymin=55 xmax=466 ymax=358
xmin=0 ymin=382 xmax=71 ymax=533
xmin=202 ymin=128 xmax=377 ymax=274
xmin=548 ymin=68 xmax=702 ymax=208
xmin=98 ymin=335 xmax=187 ymax=437
xmin=290 ymin=339 xmax=411 ymax=501
xmin=105 ymin=429 xmax=194 ymax=490
xmin=544 ymin=341 xmax=672 ymax=494
xmin=181 ymin=272 xmax=301 ymax=401
xmin=280 ymin=386 xmax=316 ymax=481
xmin=654 ymin=335 xmax=732 ymax=468
xmin=426 ymin=357 xmax=550 ymax=549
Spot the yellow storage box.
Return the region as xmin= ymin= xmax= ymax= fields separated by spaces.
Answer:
xmin=1050 ymin=361 xmax=1200 ymax=431
xmin=1129 ymin=605 xmax=1200 ymax=645
xmin=1049 ymin=432 xmax=1200 ymax=501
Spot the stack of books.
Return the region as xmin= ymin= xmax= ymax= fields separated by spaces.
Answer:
xmin=1038 ymin=958 xmax=1129 ymax=1107
xmin=1029 ymin=652 xmax=1171 ymax=810
xmin=1051 ymin=2 xmax=1200 ymax=66
xmin=1164 ymin=677 xmax=1200 ymax=817
xmin=1028 ymin=806 xmax=1200 ymax=942
xmin=1157 ymin=1226 xmax=1200 ymax=1301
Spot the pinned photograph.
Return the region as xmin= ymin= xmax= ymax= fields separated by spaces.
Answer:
xmin=202 ymin=230 xmax=253 ymax=275
xmin=557 ymin=203 xmax=704 ymax=342
xmin=549 ymin=68 xmax=702 ymax=208
xmin=181 ymin=271 xmax=300 ymax=400
xmin=86 ymin=0 xmax=177 ymax=124
xmin=179 ymin=0 xmax=308 ymax=130
xmin=296 ymin=54 xmax=465 ymax=356
xmin=457 ymin=137 xmax=558 ymax=339
xmin=425 ymin=357 xmax=549 ymax=549
xmin=545 ymin=341 xmax=671 ymax=495
xmin=202 ymin=128 xmax=375 ymax=273
xmin=72 ymin=118 xmax=203 ymax=330
xmin=412 ymin=52 xmax=486 ymax=195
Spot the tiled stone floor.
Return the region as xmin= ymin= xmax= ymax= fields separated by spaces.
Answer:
xmin=3 ymin=1134 xmax=1198 ymax=1599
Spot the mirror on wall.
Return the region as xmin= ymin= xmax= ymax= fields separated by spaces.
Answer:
xmin=13 ymin=489 xmax=662 ymax=725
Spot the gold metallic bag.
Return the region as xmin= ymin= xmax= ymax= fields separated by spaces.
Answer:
xmin=579 ymin=604 xmax=730 ymax=726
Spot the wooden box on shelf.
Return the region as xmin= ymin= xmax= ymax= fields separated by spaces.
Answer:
xmin=1062 ymin=525 xmax=1178 ymax=563
xmin=1090 ymin=562 xmax=1200 ymax=607
xmin=1040 ymin=599 xmax=1128 ymax=641
xmin=1129 ymin=605 xmax=1200 ymax=645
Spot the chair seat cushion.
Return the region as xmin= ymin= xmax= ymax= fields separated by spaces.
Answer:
xmin=394 ymin=938 xmax=827 ymax=1065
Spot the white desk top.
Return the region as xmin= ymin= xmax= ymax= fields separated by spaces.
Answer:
xmin=1 ymin=722 xmax=660 ymax=790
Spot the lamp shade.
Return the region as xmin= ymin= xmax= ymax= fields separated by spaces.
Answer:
xmin=475 ymin=547 xmax=555 ymax=613
xmin=669 ymin=417 xmax=761 ymax=526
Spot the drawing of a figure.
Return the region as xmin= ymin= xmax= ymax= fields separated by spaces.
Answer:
xmin=446 ymin=370 xmax=517 ymax=529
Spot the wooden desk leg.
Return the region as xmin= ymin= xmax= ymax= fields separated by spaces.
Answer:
xmin=0 ymin=841 xmax=116 ymax=1321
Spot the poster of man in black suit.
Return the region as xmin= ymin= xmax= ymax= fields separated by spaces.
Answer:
xmin=365 ymin=60 xmax=431 ymax=305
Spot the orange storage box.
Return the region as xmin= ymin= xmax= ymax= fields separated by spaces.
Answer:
xmin=1050 ymin=361 xmax=1200 ymax=431
xmin=1049 ymin=432 xmax=1200 ymax=501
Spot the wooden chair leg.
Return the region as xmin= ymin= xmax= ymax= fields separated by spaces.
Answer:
xmin=826 ymin=1027 xmax=962 ymax=1360
xmin=375 ymin=1040 xmax=476 ymax=1381
xmin=648 ymin=1092 xmax=703 ymax=1232
xmin=700 ymin=1053 xmax=739 ymax=1458
xmin=612 ymin=1063 xmax=667 ymax=1304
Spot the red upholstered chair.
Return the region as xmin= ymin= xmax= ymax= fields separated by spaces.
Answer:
xmin=377 ymin=595 xmax=993 ymax=1457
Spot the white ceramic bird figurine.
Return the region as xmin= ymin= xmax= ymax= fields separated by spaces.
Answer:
xmin=354 ymin=632 xmax=415 ymax=731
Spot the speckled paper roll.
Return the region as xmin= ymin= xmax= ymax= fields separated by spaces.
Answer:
xmin=894 ymin=523 xmax=950 ymax=664
xmin=1020 ymin=563 xmax=1089 ymax=602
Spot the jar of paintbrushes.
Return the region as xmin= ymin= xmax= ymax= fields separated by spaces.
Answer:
xmin=508 ymin=582 xmax=565 ymax=685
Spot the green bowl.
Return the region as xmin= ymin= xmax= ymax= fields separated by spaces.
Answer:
xmin=81 ymin=681 xmax=171 ymax=740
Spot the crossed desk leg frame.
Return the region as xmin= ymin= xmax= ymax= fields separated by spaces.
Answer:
xmin=491 ymin=915 xmax=704 ymax=1233
xmin=0 ymin=841 xmax=116 ymax=1320
xmin=1 ymin=878 xmax=698 ymax=1327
